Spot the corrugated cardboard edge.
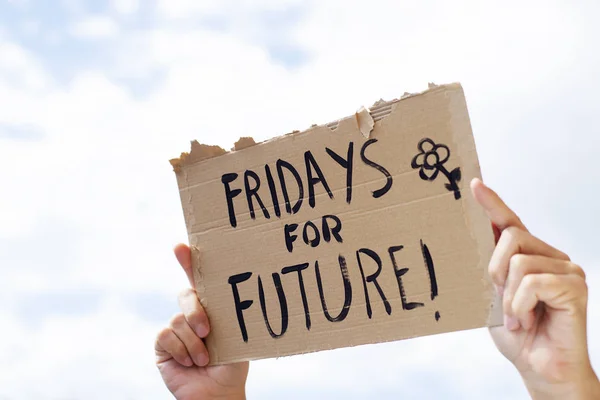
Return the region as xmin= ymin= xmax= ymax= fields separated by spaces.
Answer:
xmin=445 ymin=84 xmax=503 ymax=327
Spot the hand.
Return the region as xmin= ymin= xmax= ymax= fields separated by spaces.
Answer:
xmin=155 ymin=244 xmax=250 ymax=400
xmin=471 ymin=179 xmax=599 ymax=399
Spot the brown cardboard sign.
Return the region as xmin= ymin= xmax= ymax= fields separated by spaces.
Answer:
xmin=170 ymin=83 xmax=502 ymax=365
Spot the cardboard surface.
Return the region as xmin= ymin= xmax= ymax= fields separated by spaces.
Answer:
xmin=171 ymin=83 xmax=503 ymax=365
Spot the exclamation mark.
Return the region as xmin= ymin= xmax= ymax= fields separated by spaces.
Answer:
xmin=420 ymin=239 xmax=440 ymax=321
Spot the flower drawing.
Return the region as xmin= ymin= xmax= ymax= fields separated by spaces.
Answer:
xmin=411 ymin=138 xmax=462 ymax=200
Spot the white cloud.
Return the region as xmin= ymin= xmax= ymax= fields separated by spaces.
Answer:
xmin=156 ymin=0 xmax=223 ymax=18
xmin=247 ymin=327 xmax=528 ymax=399
xmin=156 ymin=0 xmax=305 ymax=19
xmin=0 ymin=297 xmax=171 ymax=400
xmin=2 ymin=0 xmax=600 ymax=398
xmin=0 ymin=40 xmax=49 ymax=90
xmin=69 ymin=15 xmax=120 ymax=39
xmin=111 ymin=0 xmax=139 ymax=15
xmin=0 ymin=40 xmax=52 ymax=239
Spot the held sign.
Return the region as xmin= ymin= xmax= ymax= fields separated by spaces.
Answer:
xmin=170 ymin=83 xmax=503 ymax=365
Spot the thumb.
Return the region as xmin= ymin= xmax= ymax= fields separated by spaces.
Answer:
xmin=470 ymin=178 xmax=528 ymax=233
xmin=174 ymin=243 xmax=195 ymax=288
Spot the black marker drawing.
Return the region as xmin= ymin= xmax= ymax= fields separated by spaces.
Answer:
xmin=411 ymin=138 xmax=462 ymax=200
xmin=421 ymin=239 xmax=440 ymax=322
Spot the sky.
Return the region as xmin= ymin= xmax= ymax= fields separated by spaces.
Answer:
xmin=0 ymin=0 xmax=599 ymax=399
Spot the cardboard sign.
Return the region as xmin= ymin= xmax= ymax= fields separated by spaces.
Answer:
xmin=170 ymin=83 xmax=502 ymax=365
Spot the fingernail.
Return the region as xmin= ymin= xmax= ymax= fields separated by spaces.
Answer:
xmin=196 ymin=353 xmax=209 ymax=367
xmin=504 ymin=315 xmax=520 ymax=331
xmin=195 ymin=325 xmax=208 ymax=338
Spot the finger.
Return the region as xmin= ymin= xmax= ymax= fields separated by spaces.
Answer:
xmin=489 ymin=226 xmax=571 ymax=288
xmin=174 ymin=243 xmax=195 ymax=287
xmin=470 ymin=178 xmax=527 ymax=232
xmin=511 ymin=273 xmax=588 ymax=331
xmin=155 ymin=327 xmax=193 ymax=367
xmin=178 ymin=288 xmax=211 ymax=338
xmin=170 ymin=313 xmax=209 ymax=367
xmin=502 ymin=255 xmax=584 ymax=329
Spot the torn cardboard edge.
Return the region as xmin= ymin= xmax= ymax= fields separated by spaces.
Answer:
xmin=354 ymin=106 xmax=374 ymax=138
xmin=169 ymin=82 xmax=452 ymax=173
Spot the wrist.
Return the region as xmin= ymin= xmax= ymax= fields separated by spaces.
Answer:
xmin=523 ymin=368 xmax=600 ymax=400
xmin=214 ymin=390 xmax=246 ymax=400
xmin=229 ymin=391 xmax=246 ymax=400
xmin=182 ymin=391 xmax=246 ymax=400
xmin=219 ymin=388 xmax=246 ymax=400
xmin=181 ymin=388 xmax=246 ymax=400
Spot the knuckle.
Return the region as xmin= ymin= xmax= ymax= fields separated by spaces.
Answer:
xmin=581 ymin=282 xmax=589 ymax=306
xmin=509 ymin=253 xmax=529 ymax=273
xmin=521 ymin=273 xmax=539 ymax=289
xmin=572 ymin=276 xmax=588 ymax=308
xmin=178 ymin=287 xmax=196 ymax=301
xmin=169 ymin=313 xmax=186 ymax=329
xmin=488 ymin=265 xmax=501 ymax=284
xmin=574 ymin=275 xmax=588 ymax=293
xmin=568 ymin=262 xmax=586 ymax=280
xmin=156 ymin=327 xmax=172 ymax=344
xmin=543 ymin=273 xmax=561 ymax=288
